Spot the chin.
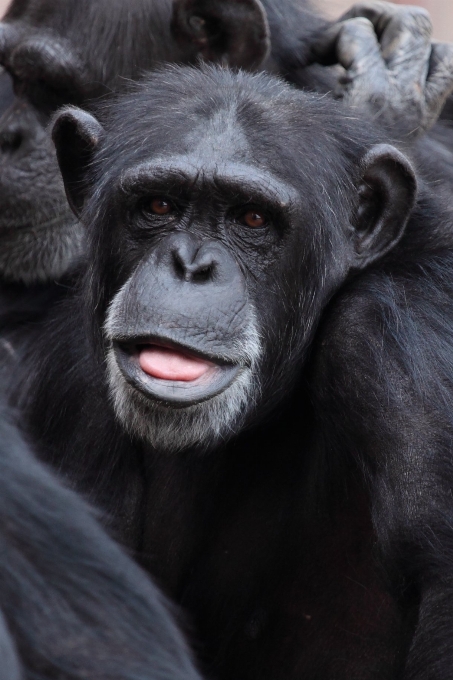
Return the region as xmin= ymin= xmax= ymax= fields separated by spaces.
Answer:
xmin=103 ymin=297 xmax=263 ymax=453
xmin=105 ymin=347 xmax=261 ymax=453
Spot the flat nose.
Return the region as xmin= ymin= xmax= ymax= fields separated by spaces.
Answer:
xmin=171 ymin=235 xmax=218 ymax=284
xmin=154 ymin=233 xmax=241 ymax=290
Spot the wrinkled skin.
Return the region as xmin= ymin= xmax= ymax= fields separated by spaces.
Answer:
xmin=312 ymin=2 xmax=453 ymax=135
xmin=0 ymin=0 xmax=451 ymax=285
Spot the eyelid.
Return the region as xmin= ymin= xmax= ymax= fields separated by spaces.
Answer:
xmin=242 ymin=206 xmax=267 ymax=217
xmin=230 ymin=203 xmax=270 ymax=222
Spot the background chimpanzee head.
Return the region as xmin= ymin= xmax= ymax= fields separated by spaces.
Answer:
xmin=0 ymin=0 xmax=174 ymax=283
xmin=0 ymin=0 xmax=281 ymax=284
xmin=51 ymin=65 xmax=417 ymax=454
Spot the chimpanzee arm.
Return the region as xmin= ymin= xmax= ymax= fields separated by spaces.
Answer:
xmin=311 ymin=247 xmax=453 ymax=678
xmin=0 ymin=410 xmax=201 ymax=680
xmin=311 ymin=1 xmax=453 ymax=138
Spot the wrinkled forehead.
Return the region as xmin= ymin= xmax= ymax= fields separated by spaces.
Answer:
xmin=0 ymin=3 xmax=83 ymax=73
xmin=117 ymin=105 xmax=299 ymax=207
xmin=116 ymin=96 xmax=296 ymax=175
xmin=120 ymin=155 xmax=298 ymax=208
xmin=3 ymin=0 xmax=73 ymax=34
xmin=0 ymin=0 xmax=121 ymax=70
xmin=102 ymin=74 xmax=338 ymax=204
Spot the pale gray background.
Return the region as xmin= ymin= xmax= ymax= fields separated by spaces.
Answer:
xmin=320 ymin=0 xmax=453 ymax=41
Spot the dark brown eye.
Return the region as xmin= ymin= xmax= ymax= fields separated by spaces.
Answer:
xmin=150 ymin=198 xmax=172 ymax=215
xmin=242 ymin=209 xmax=267 ymax=229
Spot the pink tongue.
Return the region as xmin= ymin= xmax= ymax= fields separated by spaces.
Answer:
xmin=139 ymin=346 xmax=213 ymax=382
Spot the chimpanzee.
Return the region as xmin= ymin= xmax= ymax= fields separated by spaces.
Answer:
xmin=0 ymin=406 xmax=203 ymax=680
xmin=14 ymin=63 xmax=453 ymax=678
xmin=0 ymin=0 xmax=451 ymax=292
xmin=1 ymin=3 xmax=452 ymax=675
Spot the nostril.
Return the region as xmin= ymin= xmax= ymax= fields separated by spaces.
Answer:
xmin=192 ymin=264 xmax=214 ymax=283
xmin=170 ymin=242 xmax=217 ymax=283
xmin=0 ymin=129 xmax=22 ymax=153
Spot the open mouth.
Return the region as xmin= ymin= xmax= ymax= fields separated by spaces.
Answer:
xmin=113 ymin=338 xmax=242 ymax=407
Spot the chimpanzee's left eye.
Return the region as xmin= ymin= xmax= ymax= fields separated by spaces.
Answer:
xmin=239 ymin=209 xmax=268 ymax=229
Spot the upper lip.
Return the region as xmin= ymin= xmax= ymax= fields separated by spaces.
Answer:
xmin=113 ymin=335 xmax=239 ymax=369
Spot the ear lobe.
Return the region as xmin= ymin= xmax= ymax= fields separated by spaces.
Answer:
xmin=51 ymin=107 xmax=104 ymax=217
xmin=352 ymin=143 xmax=417 ymax=268
xmin=171 ymin=0 xmax=271 ymax=71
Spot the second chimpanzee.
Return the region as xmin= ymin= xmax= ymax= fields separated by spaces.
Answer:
xmin=13 ymin=63 xmax=453 ymax=678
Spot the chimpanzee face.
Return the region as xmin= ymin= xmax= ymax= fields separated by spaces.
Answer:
xmin=53 ymin=67 xmax=417 ymax=453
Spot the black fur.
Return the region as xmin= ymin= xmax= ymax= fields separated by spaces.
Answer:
xmin=0 ymin=407 xmax=202 ymax=679
xmin=0 ymin=1 xmax=451 ymax=674
xmin=12 ymin=65 xmax=453 ymax=678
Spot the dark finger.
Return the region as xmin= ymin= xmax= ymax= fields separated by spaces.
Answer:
xmin=425 ymin=42 xmax=453 ymax=124
xmin=311 ymin=17 xmax=382 ymax=70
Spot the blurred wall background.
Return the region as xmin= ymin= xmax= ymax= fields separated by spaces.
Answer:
xmin=0 ymin=0 xmax=451 ymax=40
xmin=320 ymin=0 xmax=453 ymax=40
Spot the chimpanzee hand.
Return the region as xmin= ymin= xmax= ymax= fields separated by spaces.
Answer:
xmin=312 ymin=1 xmax=453 ymax=137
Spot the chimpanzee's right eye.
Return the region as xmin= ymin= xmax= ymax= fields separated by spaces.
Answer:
xmin=137 ymin=196 xmax=175 ymax=218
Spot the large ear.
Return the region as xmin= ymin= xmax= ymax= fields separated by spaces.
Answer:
xmin=171 ymin=0 xmax=271 ymax=71
xmin=51 ymin=107 xmax=104 ymax=217
xmin=351 ymin=144 xmax=417 ymax=269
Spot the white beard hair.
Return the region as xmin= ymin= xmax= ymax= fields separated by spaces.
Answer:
xmin=104 ymin=299 xmax=262 ymax=454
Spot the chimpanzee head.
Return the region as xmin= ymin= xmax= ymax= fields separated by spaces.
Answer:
xmin=52 ymin=66 xmax=417 ymax=453
xmin=0 ymin=0 xmax=271 ymax=283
